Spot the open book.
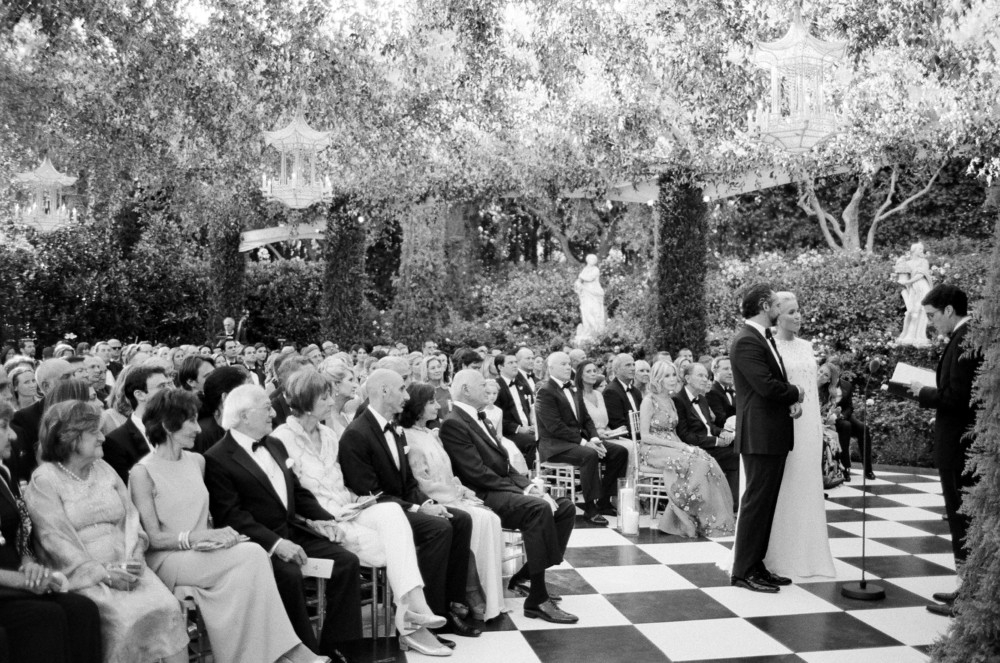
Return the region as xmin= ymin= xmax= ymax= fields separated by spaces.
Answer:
xmin=887 ymin=362 xmax=937 ymax=400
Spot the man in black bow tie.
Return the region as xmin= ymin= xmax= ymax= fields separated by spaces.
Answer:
xmin=603 ymin=353 xmax=643 ymax=439
xmin=338 ymin=369 xmax=478 ymax=640
xmin=536 ymin=352 xmax=628 ymax=526
xmin=494 ymin=353 xmax=538 ymax=466
xmin=705 ymin=356 xmax=737 ymax=428
xmin=204 ymin=385 xmax=361 ymax=661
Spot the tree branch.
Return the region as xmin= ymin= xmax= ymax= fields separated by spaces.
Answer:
xmin=865 ymin=161 xmax=946 ymax=252
xmin=797 ymin=180 xmax=841 ymax=250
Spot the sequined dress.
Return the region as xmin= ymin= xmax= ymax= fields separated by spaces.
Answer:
xmin=642 ymin=396 xmax=735 ymax=538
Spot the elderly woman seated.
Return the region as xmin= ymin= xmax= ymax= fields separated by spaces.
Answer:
xmin=24 ymin=400 xmax=189 ymax=663
xmin=0 ymin=400 xmax=101 ymax=663
xmin=129 ymin=389 xmax=328 ymax=663
xmin=270 ymin=370 xmax=451 ymax=657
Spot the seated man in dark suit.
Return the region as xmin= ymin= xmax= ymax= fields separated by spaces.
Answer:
xmin=603 ymin=353 xmax=643 ymax=438
xmin=829 ymin=359 xmax=875 ymax=481
xmin=493 ymin=353 xmax=538 ymax=467
xmin=10 ymin=359 xmax=75 ymax=483
xmin=338 ymin=369 xmax=479 ymax=641
xmin=103 ymin=366 xmax=173 ymax=483
xmin=204 ymin=384 xmax=361 ymax=661
xmin=705 ymin=356 xmax=737 ymax=428
xmin=674 ymin=362 xmax=739 ymax=512
xmin=441 ymin=369 xmax=577 ymax=624
xmin=536 ymin=352 xmax=628 ymax=526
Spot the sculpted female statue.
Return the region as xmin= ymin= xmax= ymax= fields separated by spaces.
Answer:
xmin=894 ymin=242 xmax=933 ymax=347
xmin=574 ymin=254 xmax=606 ymax=342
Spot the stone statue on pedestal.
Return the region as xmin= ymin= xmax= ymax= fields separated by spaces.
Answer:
xmin=894 ymin=242 xmax=933 ymax=347
xmin=574 ymin=254 xmax=607 ymax=344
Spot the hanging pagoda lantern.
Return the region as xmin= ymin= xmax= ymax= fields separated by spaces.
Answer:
xmin=13 ymin=157 xmax=78 ymax=232
xmin=749 ymin=9 xmax=847 ymax=153
xmin=260 ymin=111 xmax=333 ymax=209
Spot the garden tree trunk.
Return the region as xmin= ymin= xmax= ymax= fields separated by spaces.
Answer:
xmin=322 ymin=197 xmax=369 ymax=345
xmin=931 ymin=209 xmax=1000 ymax=662
xmin=647 ymin=171 xmax=708 ymax=356
xmin=208 ymin=199 xmax=246 ymax=340
xmin=443 ymin=202 xmax=477 ymax=316
xmin=391 ymin=200 xmax=449 ymax=344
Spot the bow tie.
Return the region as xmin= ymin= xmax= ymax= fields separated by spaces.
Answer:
xmin=383 ymin=422 xmax=400 ymax=437
xmin=725 ymin=388 xmax=735 ymax=396
xmin=251 ymin=438 xmax=267 ymax=452
xmin=477 ymin=411 xmax=489 ymax=422
xmin=691 ymin=396 xmax=700 ymax=404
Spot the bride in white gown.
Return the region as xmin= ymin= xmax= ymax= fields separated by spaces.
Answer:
xmin=763 ymin=292 xmax=836 ymax=579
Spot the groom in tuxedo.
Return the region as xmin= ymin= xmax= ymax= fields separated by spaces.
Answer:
xmin=730 ymin=283 xmax=804 ymax=593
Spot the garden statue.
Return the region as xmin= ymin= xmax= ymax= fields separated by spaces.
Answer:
xmin=574 ymin=254 xmax=607 ymax=344
xmin=893 ymin=242 xmax=933 ymax=347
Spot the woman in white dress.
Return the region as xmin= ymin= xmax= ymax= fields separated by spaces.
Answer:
xmin=401 ymin=383 xmax=504 ymax=622
xmin=482 ymin=380 xmax=529 ymax=476
xmin=270 ymin=371 xmax=450 ymax=657
xmin=764 ymin=292 xmax=836 ymax=579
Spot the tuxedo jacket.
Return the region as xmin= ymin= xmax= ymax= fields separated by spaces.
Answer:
xmin=918 ymin=323 xmax=983 ymax=470
xmin=603 ymin=378 xmax=643 ymax=436
xmin=439 ymin=408 xmax=529 ymax=499
xmin=495 ymin=377 xmax=532 ymax=437
xmin=535 ymin=378 xmax=599 ymax=461
xmin=10 ymin=398 xmax=45 ymax=483
xmin=674 ymin=390 xmax=738 ymax=470
xmin=338 ymin=409 xmax=429 ymax=510
xmin=103 ymin=418 xmax=150 ymax=484
xmin=514 ymin=372 xmax=538 ymax=398
xmin=705 ymin=381 xmax=736 ymax=428
xmin=729 ymin=324 xmax=800 ymax=455
xmin=203 ymin=431 xmax=333 ymax=551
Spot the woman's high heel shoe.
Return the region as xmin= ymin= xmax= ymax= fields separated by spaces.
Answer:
xmin=399 ymin=633 xmax=452 ymax=657
xmin=403 ymin=610 xmax=447 ymax=630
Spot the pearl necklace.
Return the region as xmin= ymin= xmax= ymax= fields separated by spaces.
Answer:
xmin=56 ymin=462 xmax=90 ymax=483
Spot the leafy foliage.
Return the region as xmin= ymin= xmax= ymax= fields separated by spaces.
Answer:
xmin=323 ymin=197 xmax=374 ymax=345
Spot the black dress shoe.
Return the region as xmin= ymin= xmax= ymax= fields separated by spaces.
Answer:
xmin=864 ymin=470 xmax=876 ymax=481
xmin=758 ymin=568 xmax=792 ymax=586
xmin=584 ymin=511 xmax=609 ymax=526
xmin=926 ymin=603 xmax=955 ymax=617
xmin=598 ymin=505 xmax=618 ymax=516
xmin=932 ymin=591 xmax=958 ymax=605
xmin=435 ymin=636 xmax=456 ymax=649
xmin=507 ymin=578 xmax=561 ymax=602
xmin=444 ymin=610 xmax=481 ymax=637
xmin=524 ymin=599 xmax=579 ymax=624
xmin=843 ymin=468 xmax=851 ymax=481
xmin=731 ymin=575 xmax=779 ymax=593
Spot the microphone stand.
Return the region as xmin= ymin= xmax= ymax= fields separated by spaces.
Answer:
xmin=841 ymin=361 xmax=886 ymax=600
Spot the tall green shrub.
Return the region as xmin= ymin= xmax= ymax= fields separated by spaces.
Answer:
xmin=391 ymin=201 xmax=449 ymax=344
xmin=323 ymin=198 xmax=370 ymax=345
xmin=647 ymin=171 xmax=708 ymax=355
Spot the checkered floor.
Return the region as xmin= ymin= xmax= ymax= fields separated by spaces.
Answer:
xmin=354 ymin=467 xmax=955 ymax=663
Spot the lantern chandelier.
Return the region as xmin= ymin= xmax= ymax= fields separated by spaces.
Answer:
xmin=13 ymin=157 xmax=78 ymax=233
xmin=260 ymin=111 xmax=333 ymax=210
xmin=748 ymin=8 xmax=847 ymax=153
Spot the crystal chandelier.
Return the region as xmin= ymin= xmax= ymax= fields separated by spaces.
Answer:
xmin=260 ymin=111 xmax=333 ymax=209
xmin=749 ymin=9 xmax=847 ymax=153
xmin=13 ymin=157 xmax=78 ymax=232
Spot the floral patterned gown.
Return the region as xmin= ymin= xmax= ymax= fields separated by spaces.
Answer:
xmin=643 ymin=396 xmax=735 ymax=538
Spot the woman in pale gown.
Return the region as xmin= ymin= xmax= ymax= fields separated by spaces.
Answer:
xmin=129 ymin=389 xmax=328 ymax=663
xmin=402 ymin=383 xmax=505 ymax=622
xmin=482 ymin=380 xmax=529 ymax=476
xmin=764 ymin=292 xmax=836 ymax=579
xmin=270 ymin=371 xmax=450 ymax=656
xmin=577 ymin=361 xmax=633 ymax=465
xmin=25 ymin=401 xmax=189 ymax=663
xmin=639 ymin=362 xmax=735 ymax=538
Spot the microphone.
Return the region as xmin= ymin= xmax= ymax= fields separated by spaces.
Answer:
xmin=868 ymin=358 xmax=882 ymax=375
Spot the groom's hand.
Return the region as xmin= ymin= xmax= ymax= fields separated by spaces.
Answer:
xmin=796 ymin=386 xmax=805 ymax=403
xmin=789 ymin=403 xmax=803 ymax=419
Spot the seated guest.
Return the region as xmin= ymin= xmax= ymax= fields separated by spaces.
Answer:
xmin=0 ymin=401 xmax=101 ymax=663
xmin=316 ymin=360 xmax=360 ymax=434
xmin=301 ymin=345 xmax=324 ymax=367
xmin=0 ymin=368 xmax=10 ymax=407
xmin=634 ymin=359 xmax=652 ymax=398
xmin=422 ymin=355 xmax=452 ymax=420
xmin=492 ymin=354 xmax=537 ymax=467
xmin=194 ymin=367 xmax=251 ymax=453
xmin=102 ymin=366 xmax=173 ymax=483
xmin=203 ymin=385 xmax=362 ymax=660
xmin=11 ymin=359 xmax=75 ymax=484
xmin=338 ymin=370 xmax=479 ymax=641
xmin=536 ymin=353 xmax=628 ymax=526
xmin=705 ymin=356 xmax=736 ymax=427
xmin=673 ymin=362 xmax=740 ymax=512
xmin=99 ymin=365 xmax=135 ymax=435
xmin=271 ymin=372 xmax=449 ymax=657
xmin=817 ymin=360 xmax=848 ymax=489
xmin=130 ymin=390 xmax=328 ymax=663
xmin=440 ymin=370 xmax=578 ymax=625
xmin=25 ymin=401 xmax=188 ymax=663
xmin=271 ymin=355 xmax=314 ymax=428
xmin=603 ymin=354 xmax=642 ymax=439
xmin=9 ymin=366 xmax=39 ymax=411
xmin=577 ymin=361 xmax=632 ymax=465
xmin=402 ymin=382 xmax=505 ymax=622
xmin=452 ymin=348 xmax=483 ymax=373
xmin=83 ymin=355 xmax=109 ymax=405
xmin=640 ymin=361 xmax=734 ymax=537
xmin=831 ymin=359 xmax=875 ymax=481
xmin=482 ymin=380 xmax=529 ymax=475
xmin=177 ymin=355 xmax=215 ymax=395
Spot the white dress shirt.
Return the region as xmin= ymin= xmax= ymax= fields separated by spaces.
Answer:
xmin=453 ymin=401 xmax=498 ymax=447
xmin=618 ymin=378 xmax=638 ymax=411
xmin=231 ymin=428 xmax=288 ymax=509
xmin=130 ymin=413 xmax=154 ymax=454
xmin=367 ymin=407 xmax=400 ymax=470
xmin=746 ymin=319 xmax=785 ymax=374
xmin=685 ymin=387 xmax=712 ymax=436
xmin=506 ymin=378 xmax=530 ymax=427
